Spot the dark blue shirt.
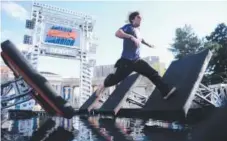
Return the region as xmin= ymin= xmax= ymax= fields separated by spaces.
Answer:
xmin=120 ymin=24 xmax=142 ymax=61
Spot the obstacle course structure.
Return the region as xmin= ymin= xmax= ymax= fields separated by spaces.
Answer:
xmin=1 ymin=2 xmax=98 ymax=117
xmin=1 ymin=39 xmax=227 ymax=141
xmin=24 ymin=2 xmax=97 ymax=107
xmin=1 ymin=40 xmax=76 ymax=119
xmin=2 ymin=38 xmax=226 ymax=120
xmin=79 ymin=48 xmax=215 ymax=118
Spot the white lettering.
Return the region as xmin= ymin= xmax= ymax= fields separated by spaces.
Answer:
xmin=45 ymin=47 xmax=79 ymax=57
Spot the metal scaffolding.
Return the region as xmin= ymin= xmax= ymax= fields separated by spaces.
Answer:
xmin=24 ymin=2 xmax=97 ymax=107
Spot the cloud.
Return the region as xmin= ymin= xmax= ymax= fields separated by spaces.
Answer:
xmin=1 ymin=30 xmax=12 ymax=42
xmin=17 ymin=43 xmax=30 ymax=51
xmin=1 ymin=29 xmax=29 ymax=51
xmin=1 ymin=1 xmax=28 ymax=21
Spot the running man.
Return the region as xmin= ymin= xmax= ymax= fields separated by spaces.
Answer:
xmin=96 ymin=11 xmax=176 ymax=100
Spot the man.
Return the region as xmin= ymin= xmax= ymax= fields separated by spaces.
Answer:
xmin=96 ymin=11 xmax=176 ymax=100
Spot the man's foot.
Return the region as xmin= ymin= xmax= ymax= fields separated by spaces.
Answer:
xmin=163 ymin=87 xmax=177 ymax=100
xmin=95 ymin=84 xmax=106 ymax=97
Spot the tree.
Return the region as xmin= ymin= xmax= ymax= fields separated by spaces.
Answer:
xmin=203 ymin=23 xmax=227 ymax=84
xmin=169 ymin=25 xmax=202 ymax=59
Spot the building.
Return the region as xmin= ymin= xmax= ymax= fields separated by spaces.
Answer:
xmin=0 ymin=62 xmax=15 ymax=83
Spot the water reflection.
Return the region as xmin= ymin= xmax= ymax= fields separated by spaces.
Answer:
xmin=1 ymin=116 xmax=191 ymax=141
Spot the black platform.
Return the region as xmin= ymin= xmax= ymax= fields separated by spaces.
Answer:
xmin=98 ymin=73 xmax=140 ymax=115
xmin=1 ymin=40 xmax=76 ymax=119
xmin=143 ymin=49 xmax=212 ymax=115
xmin=79 ymin=91 xmax=99 ymax=113
xmin=85 ymin=49 xmax=212 ymax=117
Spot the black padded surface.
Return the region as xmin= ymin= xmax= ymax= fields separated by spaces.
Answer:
xmin=79 ymin=91 xmax=98 ymax=112
xmin=99 ymin=73 xmax=140 ymax=115
xmin=1 ymin=50 xmax=63 ymax=115
xmin=143 ymin=49 xmax=212 ymax=114
xmin=1 ymin=40 xmax=76 ymax=119
xmin=189 ymin=107 xmax=227 ymax=141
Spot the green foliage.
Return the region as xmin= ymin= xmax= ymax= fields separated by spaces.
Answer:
xmin=170 ymin=23 xmax=227 ymax=84
xmin=203 ymin=23 xmax=227 ymax=84
xmin=169 ymin=25 xmax=202 ymax=59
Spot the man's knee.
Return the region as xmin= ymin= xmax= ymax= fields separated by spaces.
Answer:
xmin=104 ymin=74 xmax=115 ymax=87
xmin=142 ymin=65 xmax=159 ymax=76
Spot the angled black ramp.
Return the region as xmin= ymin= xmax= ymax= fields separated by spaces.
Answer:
xmin=143 ymin=49 xmax=212 ymax=115
xmin=98 ymin=73 xmax=140 ymax=115
xmin=79 ymin=91 xmax=97 ymax=113
xmin=2 ymin=51 xmax=56 ymax=114
xmin=1 ymin=40 xmax=76 ymax=119
xmin=32 ymin=90 xmax=57 ymax=115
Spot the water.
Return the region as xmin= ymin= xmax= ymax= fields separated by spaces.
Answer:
xmin=1 ymin=115 xmax=193 ymax=141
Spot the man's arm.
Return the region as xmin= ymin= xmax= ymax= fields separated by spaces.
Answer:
xmin=141 ymin=39 xmax=154 ymax=48
xmin=115 ymin=29 xmax=133 ymax=39
xmin=115 ymin=29 xmax=140 ymax=46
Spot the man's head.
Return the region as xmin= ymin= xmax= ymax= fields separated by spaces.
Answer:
xmin=129 ymin=11 xmax=141 ymax=27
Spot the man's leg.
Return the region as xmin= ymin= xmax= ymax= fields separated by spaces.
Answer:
xmin=133 ymin=59 xmax=176 ymax=99
xmin=96 ymin=58 xmax=133 ymax=96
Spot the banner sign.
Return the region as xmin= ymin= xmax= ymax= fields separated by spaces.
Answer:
xmin=43 ymin=23 xmax=80 ymax=48
xmin=40 ymin=47 xmax=81 ymax=58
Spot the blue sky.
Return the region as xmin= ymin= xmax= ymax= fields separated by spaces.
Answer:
xmin=1 ymin=1 xmax=227 ymax=78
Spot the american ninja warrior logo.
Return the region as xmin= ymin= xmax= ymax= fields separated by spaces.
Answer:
xmin=45 ymin=25 xmax=78 ymax=46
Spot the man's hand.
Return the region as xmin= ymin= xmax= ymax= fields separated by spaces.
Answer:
xmin=142 ymin=39 xmax=155 ymax=48
xmin=115 ymin=29 xmax=141 ymax=47
xmin=130 ymin=36 xmax=141 ymax=47
xmin=147 ymin=44 xmax=155 ymax=48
